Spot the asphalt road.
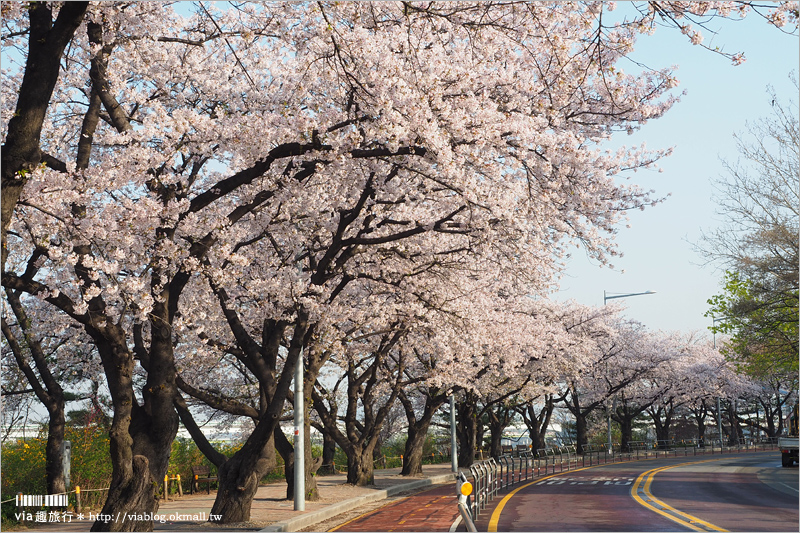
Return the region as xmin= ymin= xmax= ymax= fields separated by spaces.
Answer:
xmin=476 ymin=452 xmax=798 ymax=532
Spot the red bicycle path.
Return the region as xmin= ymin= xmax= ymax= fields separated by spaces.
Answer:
xmin=331 ymin=482 xmax=461 ymax=532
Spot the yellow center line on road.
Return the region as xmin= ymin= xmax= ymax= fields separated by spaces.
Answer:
xmin=488 ymin=464 xmax=601 ymax=532
xmin=488 ymin=455 xmax=739 ymax=532
xmin=631 ymin=459 xmax=728 ymax=532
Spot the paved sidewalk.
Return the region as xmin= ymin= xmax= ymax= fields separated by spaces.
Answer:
xmin=21 ymin=464 xmax=457 ymax=532
xmin=328 ymin=483 xmax=461 ymax=532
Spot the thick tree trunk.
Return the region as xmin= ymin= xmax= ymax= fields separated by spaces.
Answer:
xmin=651 ymin=412 xmax=672 ymax=446
xmin=487 ymin=405 xmax=511 ymax=458
xmin=401 ymin=394 xmax=446 ymax=476
xmin=618 ymin=415 xmax=633 ymax=452
xmin=321 ymin=430 xmax=337 ymax=474
xmin=488 ymin=420 xmax=504 ymax=458
xmin=45 ymin=406 xmax=67 ymax=495
xmin=692 ymin=405 xmax=707 ymax=446
xmin=611 ymin=402 xmax=642 ymax=453
xmin=206 ymin=317 xmax=305 ymax=523
xmin=761 ymin=398 xmax=778 ymax=438
xmin=574 ymin=413 xmax=588 ymax=454
xmin=310 ymin=332 xmax=403 ymax=488
xmin=402 ymin=425 xmax=428 ymax=477
xmin=345 ymin=444 xmax=376 ymax=486
xmin=92 ymin=456 xmax=156 ymax=532
xmin=262 ymin=439 xmax=277 ymax=477
xmin=689 ymin=402 xmax=709 ymax=446
xmin=456 ymin=399 xmax=477 ymax=467
xmin=90 ymin=325 xmax=177 ymax=532
xmin=131 ymin=330 xmax=180 ymax=485
xmin=210 ymin=453 xmax=263 ymax=523
xmin=726 ymin=402 xmax=743 ymax=445
xmin=274 ymin=426 xmax=320 ymax=501
xmin=211 ymin=343 xmax=304 ymax=522
xmin=528 ymin=426 xmax=545 ymax=452
xmin=211 ymin=416 xmax=284 ymax=523
xmin=520 ymin=398 xmax=554 ymax=453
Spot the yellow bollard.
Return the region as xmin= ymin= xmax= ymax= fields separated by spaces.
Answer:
xmin=75 ymin=486 xmax=81 ymax=513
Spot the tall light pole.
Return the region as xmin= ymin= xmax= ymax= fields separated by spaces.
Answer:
xmin=603 ymin=290 xmax=656 ymax=453
xmin=712 ymin=316 xmax=730 ymax=449
xmin=294 ymin=349 xmax=305 ymax=511
xmin=450 ymin=394 xmax=457 ymax=473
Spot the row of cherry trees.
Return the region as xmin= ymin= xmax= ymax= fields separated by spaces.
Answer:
xmin=448 ymin=321 xmax=795 ymax=460
xmin=2 ymin=2 xmax=796 ymax=531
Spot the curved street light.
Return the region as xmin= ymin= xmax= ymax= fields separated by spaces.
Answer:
xmin=604 ymin=290 xmax=656 ymax=305
xmin=603 ymin=290 xmax=656 ymax=453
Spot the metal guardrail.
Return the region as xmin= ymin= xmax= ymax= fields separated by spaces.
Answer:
xmin=457 ymin=439 xmax=779 ymax=523
xmin=456 ymin=471 xmax=478 ymax=532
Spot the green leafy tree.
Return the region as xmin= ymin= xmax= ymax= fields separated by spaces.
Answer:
xmin=704 ymin=81 xmax=799 ymax=378
xmin=708 ymin=271 xmax=798 ymax=377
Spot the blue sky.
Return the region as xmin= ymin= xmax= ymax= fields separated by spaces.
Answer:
xmin=555 ymin=11 xmax=798 ymax=338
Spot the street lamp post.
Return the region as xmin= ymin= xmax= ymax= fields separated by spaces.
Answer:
xmin=603 ymin=290 xmax=656 ymax=306
xmin=450 ymin=394 xmax=457 ymax=473
xmin=712 ymin=316 xmax=730 ymax=449
xmin=603 ymin=290 xmax=656 ymax=453
xmin=294 ymin=349 xmax=305 ymax=511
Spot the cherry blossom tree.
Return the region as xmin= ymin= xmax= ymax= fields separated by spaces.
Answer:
xmin=312 ymin=329 xmax=407 ymax=486
xmin=1 ymin=289 xmax=99 ymax=494
xmin=557 ymin=313 xmax=655 ymax=453
xmin=397 ymin=383 xmax=451 ymax=476
xmin=606 ymin=332 xmax=701 ymax=448
xmin=517 ymin=394 xmax=560 ymax=453
xmin=736 ymin=372 xmax=797 ymax=438
xmin=682 ymin=345 xmax=730 ymax=445
xmin=1 ymin=1 xmax=89 ymax=270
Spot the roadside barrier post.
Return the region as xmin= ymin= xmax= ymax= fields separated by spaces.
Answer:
xmin=456 ymin=471 xmax=477 ymax=532
xmin=457 ymin=472 xmax=472 ymax=510
xmin=469 ymin=464 xmax=480 ymax=516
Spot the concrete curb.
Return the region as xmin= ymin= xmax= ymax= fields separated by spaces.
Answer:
xmin=260 ymin=473 xmax=456 ymax=532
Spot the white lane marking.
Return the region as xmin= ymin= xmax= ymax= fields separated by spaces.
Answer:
xmin=537 ymin=476 xmax=633 ymax=486
xmin=778 ymin=482 xmax=799 ymax=494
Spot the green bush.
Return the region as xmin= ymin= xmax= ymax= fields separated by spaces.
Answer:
xmin=166 ymin=437 xmax=295 ymax=493
xmin=1 ymin=423 xmax=113 ymax=495
xmin=1 ymin=422 xmax=112 ymax=528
